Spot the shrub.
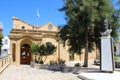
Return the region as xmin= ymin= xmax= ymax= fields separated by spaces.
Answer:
xmin=49 ymin=60 xmax=55 ymax=65
xmin=39 ymin=60 xmax=44 ymax=64
xmin=49 ymin=59 xmax=66 ymax=66
xmin=58 ymin=59 xmax=66 ymax=66
xmin=74 ymin=63 xmax=81 ymax=67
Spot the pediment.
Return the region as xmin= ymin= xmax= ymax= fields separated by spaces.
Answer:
xmin=12 ymin=17 xmax=33 ymax=30
xmin=12 ymin=17 xmax=60 ymax=32
xmin=39 ymin=22 xmax=59 ymax=32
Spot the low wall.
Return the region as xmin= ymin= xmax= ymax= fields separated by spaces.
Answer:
xmin=0 ymin=54 xmax=12 ymax=74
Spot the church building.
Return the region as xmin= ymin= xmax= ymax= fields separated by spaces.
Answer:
xmin=9 ymin=17 xmax=97 ymax=65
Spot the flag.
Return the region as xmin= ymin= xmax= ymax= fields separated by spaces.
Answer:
xmin=37 ymin=8 xmax=40 ymax=18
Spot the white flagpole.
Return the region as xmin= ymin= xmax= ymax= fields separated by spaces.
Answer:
xmin=36 ymin=8 xmax=40 ymax=33
xmin=37 ymin=8 xmax=40 ymax=18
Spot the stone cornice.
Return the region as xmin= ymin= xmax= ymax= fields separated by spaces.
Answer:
xmin=9 ymin=33 xmax=42 ymax=40
xmin=10 ymin=29 xmax=58 ymax=34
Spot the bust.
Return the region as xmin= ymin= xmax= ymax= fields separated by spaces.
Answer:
xmin=101 ymin=18 xmax=109 ymax=32
xmin=101 ymin=18 xmax=112 ymax=37
xmin=100 ymin=29 xmax=112 ymax=37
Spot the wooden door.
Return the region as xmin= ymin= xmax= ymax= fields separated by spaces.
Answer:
xmin=21 ymin=44 xmax=31 ymax=64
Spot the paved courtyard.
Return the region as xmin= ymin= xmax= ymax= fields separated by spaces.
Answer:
xmin=0 ymin=65 xmax=81 ymax=80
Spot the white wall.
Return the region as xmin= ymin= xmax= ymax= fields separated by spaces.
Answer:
xmin=116 ymin=43 xmax=120 ymax=56
xmin=1 ymin=36 xmax=10 ymax=56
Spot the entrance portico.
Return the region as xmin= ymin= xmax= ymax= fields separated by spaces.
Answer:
xmin=9 ymin=34 xmax=38 ymax=65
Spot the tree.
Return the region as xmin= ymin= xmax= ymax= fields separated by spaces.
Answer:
xmin=58 ymin=0 xmax=120 ymax=67
xmin=38 ymin=42 xmax=56 ymax=63
xmin=116 ymin=0 xmax=120 ymax=10
xmin=30 ymin=43 xmax=38 ymax=63
xmin=37 ymin=44 xmax=46 ymax=63
xmin=45 ymin=42 xmax=56 ymax=55
xmin=0 ymin=33 xmax=3 ymax=56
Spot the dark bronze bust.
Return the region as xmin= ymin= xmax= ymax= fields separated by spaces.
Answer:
xmin=100 ymin=18 xmax=112 ymax=36
xmin=101 ymin=18 xmax=109 ymax=32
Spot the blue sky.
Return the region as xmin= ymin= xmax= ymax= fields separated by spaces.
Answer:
xmin=0 ymin=0 xmax=66 ymax=36
xmin=0 ymin=0 xmax=119 ymax=36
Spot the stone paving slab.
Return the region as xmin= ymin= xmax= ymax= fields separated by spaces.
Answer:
xmin=0 ymin=65 xmax=81 ymax=80
xmin=78 ymin=71 xmax=120 ymax=80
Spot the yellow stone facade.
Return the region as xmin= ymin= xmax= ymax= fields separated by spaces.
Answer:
xmin=9 ymin=17 xmax=97 ymax=65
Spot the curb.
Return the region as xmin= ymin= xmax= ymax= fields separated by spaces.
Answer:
xmin=78 ymin=75 xmax=93 ymax=80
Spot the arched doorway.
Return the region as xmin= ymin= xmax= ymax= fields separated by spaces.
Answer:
xmin=20 ymin=44 xmax=31 ymax=64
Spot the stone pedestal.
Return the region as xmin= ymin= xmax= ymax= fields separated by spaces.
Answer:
xmin=100 ymin=29 xmax=114 ymax=72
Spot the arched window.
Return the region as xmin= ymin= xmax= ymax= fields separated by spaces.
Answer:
xmin=46 ymin=42 xmax=52 ymax=46
xmin=12 ymin=43 xmax=16 ymax=61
